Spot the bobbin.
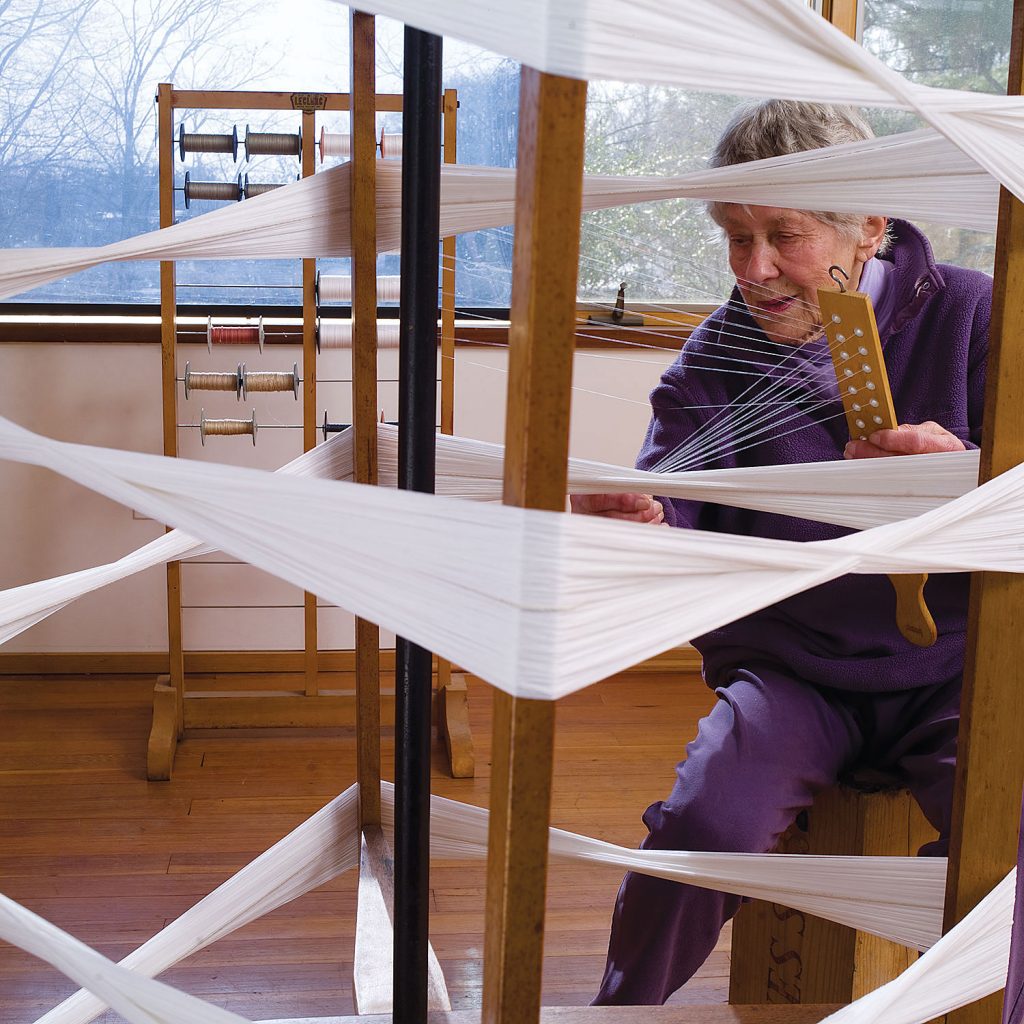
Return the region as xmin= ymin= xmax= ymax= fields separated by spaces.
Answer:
xmin=182 ymin=361 xmax=243 ymax=400
xmin=178 ymin=123 xmax=239 ymax=162
xmin=318 ymin=128 xmax=351 ymax=163
xmin=322 ymin=411 xmax=351 ymax=439
xmin=317 ymin=127 xmax=408 ymax=163
xmin=379 ymin=131 xmax=403 ymax=159
xmin=244 ymin=124 xmax=302 ymax=161
xmin=243 ymin=173 xmax=300 ymax=200
xmin=207 ymin=315 xmax=265 ymax=353
xmin=316 ymin=318 xmax=402 ymax=352
xmin=199 ymin=409 xmax=258 ymax=446
xmin=240 ymin=362 xmax=301 ymax=400
xmin=182 ymin=170 xmax=243 ymax=209
xmin=316 ymin=272 xmax=403 ymax=304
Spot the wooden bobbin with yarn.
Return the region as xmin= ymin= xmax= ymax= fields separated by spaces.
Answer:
xmin=242 ymin=363 xmax=301 ymax=399
xmin=207 ymin=316 xmax=265 ymax=353
xmin=244 ymin=124 xmax=301 ymax=160
xmin=379 ymin=131 xmax=403 ymax=159
xmin=317 ymin=128 xmax=408 ymax=163
xmin=178 ymin=124 xmax=239 ymax=161
xmin=199 ymin=409 xmax=257 ymax=446
xmin=182 ymin=171 xmax=243 ymax=209
xmin=242 ymin=173 xmax=299 ymax=200
xmin=316 ymin=318 xmax=401 ymax=352
xmin=182 ymin=362 xmax=243 ymax=400
xmin=316 ymin=273 xmax=402 ymax=304
xmin=318 ymin=128 xmax=352 ymax=162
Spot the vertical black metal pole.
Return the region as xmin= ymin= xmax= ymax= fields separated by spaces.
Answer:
xmin=394 ymin=25 xmax=442 ymax=1024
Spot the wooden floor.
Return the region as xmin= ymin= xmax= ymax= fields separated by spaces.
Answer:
xmin=0 ymin=669 xmax=731 ymax=1022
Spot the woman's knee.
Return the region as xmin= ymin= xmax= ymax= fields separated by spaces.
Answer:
xmin=641 ymin=788 xmax=782 ymax=854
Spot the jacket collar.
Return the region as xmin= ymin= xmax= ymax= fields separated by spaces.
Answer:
xmin=883 ymin=218 xmax=945 ymax=335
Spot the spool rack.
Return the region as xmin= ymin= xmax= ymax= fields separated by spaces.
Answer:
xmin=149 ymin=83 xmax=468 ymax=780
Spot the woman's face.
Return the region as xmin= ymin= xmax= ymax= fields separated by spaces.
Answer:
xmin=719 ymin=205 xmax=879 ymax=346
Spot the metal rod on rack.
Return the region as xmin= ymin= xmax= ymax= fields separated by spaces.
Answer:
xmin=393 ymin=25 xmax=443 ymax=1024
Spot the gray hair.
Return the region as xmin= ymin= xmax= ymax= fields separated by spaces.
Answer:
xmin=708 ymin=99 xmax=889 ymax=248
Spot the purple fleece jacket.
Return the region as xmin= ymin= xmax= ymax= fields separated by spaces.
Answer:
xmin=638 ymin=220 xmax=991 ymax=692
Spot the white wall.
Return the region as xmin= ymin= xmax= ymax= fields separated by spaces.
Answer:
xmin=0 ymin=336 xmax=676 ymax=653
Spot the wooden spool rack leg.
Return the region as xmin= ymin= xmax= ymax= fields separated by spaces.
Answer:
xmin=435 ymin=85 xmax=474 ymax=779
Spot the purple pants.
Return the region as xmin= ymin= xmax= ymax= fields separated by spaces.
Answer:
xmin=594 ymin=668 xmax=960 ymax=1005
xmin=1003 ymin=791 xmax=1024 ymax=1024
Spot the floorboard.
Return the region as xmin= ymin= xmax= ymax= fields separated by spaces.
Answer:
xmin=0 ymin=669 xmax=724 ymax=1021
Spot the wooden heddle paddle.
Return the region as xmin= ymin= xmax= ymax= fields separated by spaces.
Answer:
xmin=818 ymin=265 xmax=937 ymax=648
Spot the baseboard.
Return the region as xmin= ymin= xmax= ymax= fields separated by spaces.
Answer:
xmin=0 ymin=645 xmax=702 ymax=678
xmin=0 ymin=649 xmax=399 ymax=675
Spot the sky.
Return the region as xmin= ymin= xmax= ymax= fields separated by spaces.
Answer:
xmin=216 ymin=0 xmax=505 ymax=95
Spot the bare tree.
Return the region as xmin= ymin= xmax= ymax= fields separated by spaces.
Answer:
xmin=73 ymin=0 xmax=274 ymax=234
xmin=0 ymin=0 xmax=99 ymax=168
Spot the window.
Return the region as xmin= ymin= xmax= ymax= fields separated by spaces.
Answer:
xmin=0 ymin=0 xmax=519 ymax=308
xmin=0 ymin=0 xmax=1013 ymax=309
xmin=861 ymin=0 xmax=1013 ymax=273
xmin=578 ymin=0 xmax=1013 ymax=304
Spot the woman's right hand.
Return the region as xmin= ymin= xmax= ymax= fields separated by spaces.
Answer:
xmin=569 ymin=492 xmax=665 ymax=524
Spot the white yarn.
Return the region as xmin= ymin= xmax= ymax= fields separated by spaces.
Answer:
xmin=0 ymin=429 xmax=354 ymax=647
xmin=820 ymin=868 xmax=1016 ymax=1024
xmin=0 ymin=416 xmax=1019 ymax=700
xmin=434 ymin=132 xmax=998 ymax=240
xmin=341 ymin=0 xmax=1024 ymax=211
xmin=317 ymin=319 xmax=402 ymax=348
xmin=30 ymin=780 xmax=362 ymax=1024
xmin=380 ymin=132 xmax=403 ymax=159
xmin=0 ymin=165 xmax=356 ymax=302
xmin=0 ymin=893 xmax=254 ymax=1024
xmin=389 ymin=785 xmax=947 ymax=951
xmin=401 ymin=425 xmax=981 ymax=529
xmin=17 ymin=781 xmax=948 ymax=1024
xmin=0 ymin=781 xmax=1003 ymax=1024
xmin=0 ymin=127 xmax=1002 ymax=302
xmin=317 ymin=274 xmax=402 ymax=303
xmin=318 ymin=131 xmax=351 ymax=160
xmin=0 ymin=425 xmax=977 ymax=650
xmin=615 ymin=128 xmax=998 ymax=234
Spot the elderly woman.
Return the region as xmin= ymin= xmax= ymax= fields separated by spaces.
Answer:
xmin=578 ymin=100 xmax=991 ymax=1005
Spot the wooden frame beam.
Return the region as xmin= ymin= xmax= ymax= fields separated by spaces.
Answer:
xmin=945 ymin=3 xmax=1024 ymax=1022
xmin=150 ymin=83 xmax=185 ymax=781
xmin=482 ymin=67 xmax=588 ymax=1024
xmin=820 ymin=0 xmax=859 ymax=40
xmin=169 ymin=89 xmax=403 ymax=111
xmin=349 ymin=9 xmax=382 ymax=828
xmin=301 ymin=109 xmax=320 ymax=700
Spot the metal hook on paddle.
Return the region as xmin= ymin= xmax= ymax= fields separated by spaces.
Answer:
xmin=828 ymin=265 xmax=849 ymax=293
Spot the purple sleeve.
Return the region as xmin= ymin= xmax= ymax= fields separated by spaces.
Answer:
xmin=635 ymin=348 xmax=728 ymax=531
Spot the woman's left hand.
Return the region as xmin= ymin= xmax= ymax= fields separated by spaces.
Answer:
xmin=844 ymin=421 xmax=966 ymax=459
